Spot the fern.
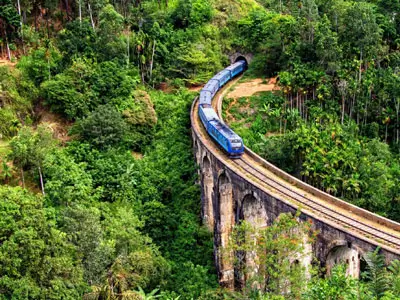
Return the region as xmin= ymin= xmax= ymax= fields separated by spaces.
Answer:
xmin=388 ymin=260 xmax=400 ymax=297
xmin=363 ymin=249 xmax=389 ymax=299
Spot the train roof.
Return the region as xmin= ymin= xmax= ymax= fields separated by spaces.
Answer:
xmin=202 ymin=79 xmax=219 ymax=91
xmin=210 ymin=119 xmax=241 ymax=140
xmin=226 ymin=61 xmax=245 ymax=71
xmin=201 ymin=106 xmax=219 ymax=121
xmin=212 ymin=70 xmax=230 ymax=81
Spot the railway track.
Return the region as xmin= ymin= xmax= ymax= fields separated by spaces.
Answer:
xmin=191 ymin=75 xmax=400 ymax=256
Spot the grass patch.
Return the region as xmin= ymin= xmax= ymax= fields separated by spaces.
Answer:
xmin=0 ymin=140 xmax=10 ymax=160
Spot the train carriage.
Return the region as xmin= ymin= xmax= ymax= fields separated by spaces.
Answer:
xmin=199 ymin=104 xmax=219 ymax=130
xmin=199 ymin=90 xmax=212 ymax=106
xmin=226 ymin=61 xmax=246 ymax=78
xmin=212 ymin=70 xmax=231 ymax=88
xmin=200 ymin=79 xmax=219 ymax=105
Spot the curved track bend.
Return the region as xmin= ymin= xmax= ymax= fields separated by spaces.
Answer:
xmin=191 ymin=76 xmax=400 ymax=256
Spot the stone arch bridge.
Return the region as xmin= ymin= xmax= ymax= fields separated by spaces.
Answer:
xmin=191 ymin=78 xmax=400 ymax=288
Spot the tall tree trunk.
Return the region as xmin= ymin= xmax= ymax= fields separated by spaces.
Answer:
xmin=88 ymin=3 xmax=95 ymax=30
xmin=64 ymin=0 xmax=70 ymax=20
xmin=359 ymin=49 xmax=363 ymax=83
xmin=3 ymin=27 xmax=11 ymax=60
xmin=341 ymin=95 xmax=345 ymax=124
xmin=385 ymin=123 xmax=388 ymax=143
xmin=34 ymin=5 xmax=38 ymax=31
xmin=396 ymin=98 xmax=399 ymax=144
xmin=46 ymin=13 xmax=50 ymax=39
xmin=6 ymin=39 xmax=11 ymax=61
xmin=127 ymin=32 xmax=130 ymax=66
xmin=39 ymin=166 xmax=45 ymax=196
xmin=149 ymin=39 xmax=156 ymax=82
xmin=16 ymin=0 xmax=26 ymax=54
xmin=21 ymin=168 xmax=25 ymax=188
xmin=78 ymin=0 xmax=82 ymax=24
xmin=47 ymin=56 xmax=51 ymax=80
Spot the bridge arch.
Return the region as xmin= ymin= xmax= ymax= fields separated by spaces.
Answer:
xmin=325 ymin=240 xmax=363 ymax=278
xmin=237 ymin=192 xmax=268 ymax=287
xmin=240 ymin=192 xmax=268 ymax=227
xmin=202 ymin=155 xmax=214 ymax=230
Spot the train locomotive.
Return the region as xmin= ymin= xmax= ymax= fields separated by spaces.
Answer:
xmin=198 ymin=60 xmax=247 ymax=157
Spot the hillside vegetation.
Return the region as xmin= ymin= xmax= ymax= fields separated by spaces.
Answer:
xmin=1 ymin=0 xmax=400 ymax=299
xmin=225 ymin=0 xmax=400 ymax=222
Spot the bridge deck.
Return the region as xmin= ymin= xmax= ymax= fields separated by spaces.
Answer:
xmin=191 ymin=78 xmax=400 ymax=256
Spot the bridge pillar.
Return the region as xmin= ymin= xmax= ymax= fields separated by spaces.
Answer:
xmin=202 ymin=156 xmax=214 ymax=230
xmin=239 ymin=193 xmax=268 ymax=288
xmin=217 ymin=172 xmax=235 ymax=289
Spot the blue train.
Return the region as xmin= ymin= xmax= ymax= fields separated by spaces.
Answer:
xmin=198 ymin=60 xmax=247 ymax=157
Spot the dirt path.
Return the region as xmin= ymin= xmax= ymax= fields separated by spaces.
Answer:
xmin=226 ymin=77 xmax=279 ymax=99
xmin=224 ymin=77 xmax=279 ymax=122
xmin=0 ymin=59 xmax=16 ymax=68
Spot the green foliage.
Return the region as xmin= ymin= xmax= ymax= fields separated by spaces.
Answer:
xmin=228 ymin=212 xmax=313 ymax=298
xmin=41 ymin=58 xmax=98 ymax=119
xmin=0 ymin=0 xmax=20 ymax=44
xmin=8 ymin=125 xmax=55 ymax=192
xmin=249 ymin=119 xmax=400 ymax=218
xmin=57 ymin=20 xmax=98 ymax=64
xmin=41 ymin=58 xmax=140 ymax=120
xmin=0 ymin=186 xmax=86 ymax=298
xmin=170 ymin=0 xmax=214 ymax=29
xmin=17 ymin=46 xmax=61 ymax=87
xmin=72 ymin=105 xmax=129 ymax=149
xmin=60 ymin=205 xmax=111 ymax=285
xmin=60 ymin=203 xmax=170 ymax=297
xmin=0 ymin=67 xmax=35 ymax=138
xmin=162 ymin=262 xmax=217 ymax=299
xmin=82 ymin=148 xmax=138 ymax=202
xmin=363 ymin=249 xmax=389 ymax=298
xmin=304 ymin=264 xmax=362 ymax=300
xmin=43 ymin=148 xmax=97 ymax=206
xmin=234 ymin=9 xmax=298 ymax=73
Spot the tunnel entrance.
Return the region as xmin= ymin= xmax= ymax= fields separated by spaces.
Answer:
xmin=234 ymin=56 xmax=248 ymax=69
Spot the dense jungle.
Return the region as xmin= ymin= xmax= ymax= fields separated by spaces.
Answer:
xmin=1 ymin=0 xmax=400 ymax=299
